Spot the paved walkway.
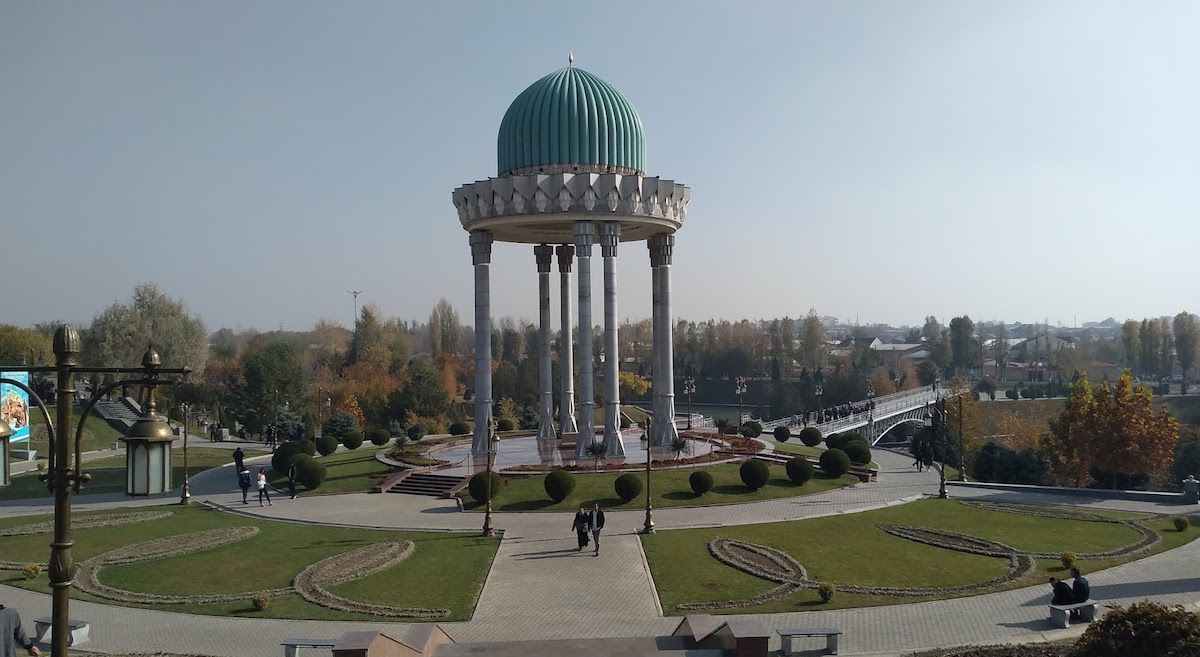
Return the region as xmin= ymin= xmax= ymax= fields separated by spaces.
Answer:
xmin=2 ymin=448 xmax=1199 ymax=656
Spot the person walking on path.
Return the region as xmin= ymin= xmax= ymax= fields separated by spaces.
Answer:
xmin=589 ymin=502 xmax=605 ymax=555
xmin=256 ymin=467 xmax=273 ymax=506
xmin=1 ymin=603 xmax=41 ymax=657
xmin=571 ymin=507 xmax=591 ymax=552
xmin=232 ymin=447 xmax=245 ymax=472
xmin=237 ymin=469 xmax=252 ymax=504
xmin=287 ymin=462 xmax=298 ymax=499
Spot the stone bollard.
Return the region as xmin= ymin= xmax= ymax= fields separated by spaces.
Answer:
xmin=1183 ymin=475 xmax=1199 ymax=504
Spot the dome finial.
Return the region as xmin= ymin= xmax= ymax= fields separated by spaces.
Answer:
xmin=568 ymin=51 xmax=574 ymax=68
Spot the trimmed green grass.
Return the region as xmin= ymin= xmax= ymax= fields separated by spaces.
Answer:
xmin=266 ymin=445 xmax=394 ymax=495
xmin=463 ymin=463 xmax=859 ymax=511
xmin=11 ymin=408 xmax=123 ymax=463
xmin=0 ymin=448 xmax=233 ymax=500
xmin=642 ymin=499 xmax=1200 ymax=614
xmin=0 ymin=505 xmax=498 ymax=621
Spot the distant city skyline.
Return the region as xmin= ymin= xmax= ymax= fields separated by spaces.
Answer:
xmin=2 ymin=2 xmax=1196 ymax=332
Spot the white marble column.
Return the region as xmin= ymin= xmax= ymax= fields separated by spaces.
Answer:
xmin=556 ymin=244 xmax=578 ymax=436
xmin=573 ymin=223 xmax=597 ymax=458
xmin=650 ymin=234 xmax=679 ymax=447
xmin=470 ymin=230 xmax=494 ymax=455
xmin=535 ymin=244 xmax=556 ymax=442
xmin=600 ymin=222 xmax=626 ymax=457
xmin=648 ymin=242 xmax=664 ymax=445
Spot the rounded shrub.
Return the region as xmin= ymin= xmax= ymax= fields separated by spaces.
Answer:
xmin=1074 ymin=600 xmax=1200 ymax=657
xmin=315 ymin=435 xmax=339 ymax=457
xmin=299 ymin=439 xmax=317 ymax=457
xmin=799 ymin=427 xmax=823 ymax=447
xmin=543 ymin=469 xmax=576 ymax=503
xmin=342 ymin=430 xmax=364 ymax=450
xmin=614 ymin=473 xmax=643 ymax=503
xmin=406 ymin=424 xmax=426 ymax=441
xmin=496 ymin=417 xmax=516 ymax=431
xmin=1060 ymin=551 xmax=1077 ymax=569
xmin=739 ymin=459 xmax=771 ymax=491
xmin=22 ymin=563 xmax=42 ymax=580
xmin=773 ymin=425 xmax=791 ymax=442
xmin=1173 ymin=516 xmax=1190 ymax=532
xmin=825 ymin=432 xmax=842 ymax=449
xmin=842 ymin=432 xmax=867 ymax=445
xmin=251 ymin=592 xmax=271 ymax=611
xmin=271 ymin=442 xmax=306 ymax=474
xmin=785 ymin=457 xmax=814 ymax=485
xmin=689 ymin=470 xmax=714 ymax=496
xmin=740 ymin=421 xmax=763 ymax=439
xmin=367 ymin=428 xmax=391 ymax=446
xmin=448 ymin=421 xmax=472 ymax=436
xmin=292 ymin=454 xmax=327 ymax=490
xmin=467 ymin=471 xmax=503 ymax=503
xmin=819 ymin=449 xmax=851 ymax=477
xmin=818 ymin=583 xmax=835 ymax=604
xmin=842 ymin=440 xmax=872 ymax=465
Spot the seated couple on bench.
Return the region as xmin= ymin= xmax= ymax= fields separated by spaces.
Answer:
xmin=1049 ymin=568 xmax=1095 ymax=627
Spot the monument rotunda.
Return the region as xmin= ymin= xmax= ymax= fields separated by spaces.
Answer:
xmin=452 ymin=61 xmax=690 ymax=460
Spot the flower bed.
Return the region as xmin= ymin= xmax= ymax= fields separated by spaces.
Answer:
xmin=0 ymin=511 xmax=172 ymax=537
xmin=293 ymin=541 xmax=448 ymax=618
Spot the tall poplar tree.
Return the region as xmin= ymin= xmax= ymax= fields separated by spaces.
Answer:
xmin=1121 ymin=320 xmax=1140 ymax=371
xmin=1174 ymin=312 xmax=1198 ymax=392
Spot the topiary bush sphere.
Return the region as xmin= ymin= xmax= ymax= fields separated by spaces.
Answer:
xmin=799 ymin=427 xmax=823 ymax=447
xmin=271 ymin=442 xmax=306 ymax=474
xmin=786 ymin=457 xmax=814 ymax=485
xmin=1173 ymin=516 xmax=1190 ymax=532
xmin=819 ymin=448 xmax=851 ymax=477
xmin=299 ymin=439 xmax=317 ymax=456
xmin=315 ymin=435 xmax=338 ymax=457
xmin=818 ymin=583 xmax=835 ymax=604
xmin=1073 ymin=600 xmax=1200 ymax=657
xmin=292 ymin=454 xmax=327 ymax=490
xmin=739 ymin=459 xmax=771 ymax=491
xmin=407 ymin=424 xmax=426 ymax=441
xmin=842 ymin=440 xmax=872 ymax=465
xmin=448 ymin=421 xmax=472 ymax=436
xmin=773 ymin=425 xmax=791 ymax=442
xmin=740 ymin=421 xmax=763 ymax=439
xmin=496 ymin=417 xmax=516 ymax=431
xmin=367 ymin=428 xmax=391 ymax=446
xmin=614 ymin=473 xmax=643 ymax=503
xmin=543 ymin=469 xmax=577 ymax=503
xmin=467 ymin=471 xmax=503 ymax=503
xmin=825 ymin=432 xmax=843 ymax=449
xmin=342 ymin=430 xmax=364 ymax=450
xmin=689 ymin=470 xmax=714 ymax=496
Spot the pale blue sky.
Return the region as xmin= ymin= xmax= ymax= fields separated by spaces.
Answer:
xmin=2 ymin=1 xmax=1196 ymax=333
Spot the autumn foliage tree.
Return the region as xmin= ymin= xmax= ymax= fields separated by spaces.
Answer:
xmin=1042 ymin=371 xmax=1179 ymax=489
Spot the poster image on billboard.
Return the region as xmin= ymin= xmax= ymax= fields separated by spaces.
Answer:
xmin=1 ymin=371 xmax=32 ymax=443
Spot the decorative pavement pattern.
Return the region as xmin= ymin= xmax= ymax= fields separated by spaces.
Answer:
xmin=2 ymin=446 xmax=1199 ymax=656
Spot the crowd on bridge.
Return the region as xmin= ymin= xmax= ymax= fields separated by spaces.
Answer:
xmin=802 ymin=400 xmax=876 ymax=427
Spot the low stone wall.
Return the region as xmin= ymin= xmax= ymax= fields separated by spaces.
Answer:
xmin=948 ymin=480 xmax=1191 ymax=505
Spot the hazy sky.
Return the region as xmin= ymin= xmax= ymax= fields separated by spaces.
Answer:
xmin=2 ymin=2 xmax=1196 ymax=333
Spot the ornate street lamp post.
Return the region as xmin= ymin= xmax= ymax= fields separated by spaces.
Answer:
xmin=924 ymin=401 xmax=948 ymax=499
xmin=179 ymin=402 xmax=193 ymax=505
xmin=0 ymin=325 xmax=187 ymax=657
xmin=482 ymin=419 xmax=498 ymax=537
xmin=683 ymin=376 xmax=696 ymax=430
xmin=957 ymin=392 xmax=966 ymax=482
xmin=814 ymin=383 xmax=824 ymax=422
xmin=866 ymin=382 xmax=875 ymax=444
xmin=641 ymin=417 xmax=654 ymax=534
xmin=734 ymin=376 xmax=747 ymax=434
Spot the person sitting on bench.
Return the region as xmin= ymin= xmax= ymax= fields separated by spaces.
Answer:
xmin=1070 ymin=567 xmax=1091 ymax=617
xmin=1049 ymin=577 xmax=1073 ymax=605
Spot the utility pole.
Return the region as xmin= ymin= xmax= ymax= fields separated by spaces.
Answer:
xmin=347 ymin=290 xmax=363 ymax=326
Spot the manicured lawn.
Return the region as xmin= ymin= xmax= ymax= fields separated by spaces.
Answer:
xmin=266 ymin=445 xmax=394 ymax=495
xmin=642 ymin=499 xmax=1199 ymax=614
xmin=463 ymin=463 xmax=859 ymax=511
xmin=12 ymin=408 xmax=124 ymax=463
xmin=0 ymin=448 xmax=234 ymax=500
xmin=0 ymin=505 xmax=498 ymax=621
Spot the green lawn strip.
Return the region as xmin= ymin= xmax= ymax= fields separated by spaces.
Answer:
xmin=0 ymin=448 xmax=233 ymax=500
xmin=265 ymin=446 xmax=394 ymax=495
xmin=463 ymin=463 xmax=859 ymax=511
xmin=642 ymin=499 xmax=1199 ymax=615
xmin=1 ymin=505 xmax=498 ymax=622
xmin=768 ymin=440 xmax=880 ymax=469
xmin=13 ymin=408 xmax=124 ymax=463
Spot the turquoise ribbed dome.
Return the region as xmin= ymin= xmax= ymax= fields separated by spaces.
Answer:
xmin=497 ymin=67 xmax=645 ymax=177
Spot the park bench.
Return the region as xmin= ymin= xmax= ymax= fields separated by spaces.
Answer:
xmin=281 ymin=637 xmax=337 ymax=657
xmin=779 ymin=627 xmax=842 ymax=655
xmin=33 ymin=617 xmax=90 ymax=646
xmin=1049 ymin=599 xmax=1098 ymax=629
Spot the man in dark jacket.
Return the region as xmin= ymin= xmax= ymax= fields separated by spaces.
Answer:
xmin=232 ymin=447 xmax=245 ymax=472
xmin=1070 ymin=568 xmax=1091 ymax=602
xmin=589 ymin=503 xmax=605 ymax=555
xmin=1 ymin=603 xmax=41 ymax=656
xmin=1049 ymin=577 xmax=1074 ymax=605
xmin=287 ymin=462 xmax=298 ymax=499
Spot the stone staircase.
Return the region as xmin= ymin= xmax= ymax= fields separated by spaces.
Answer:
xmin=388 ymin=472 xmax=468 ymax=497
xmin=92 ymin=397 xmax=142 ymax=433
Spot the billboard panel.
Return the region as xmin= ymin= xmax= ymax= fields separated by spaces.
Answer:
xmin=1 ymin=371 xmax=31 ymax=443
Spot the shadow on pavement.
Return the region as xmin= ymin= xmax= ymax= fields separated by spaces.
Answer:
xmin=1018 ymin=578 xmax=1200 ymax=607
xmin=515 ymin=548 xmax=585 ymax=560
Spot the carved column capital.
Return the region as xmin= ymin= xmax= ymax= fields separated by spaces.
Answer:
xmin=555 ymin=244 xmax=575 ymax=272
xmin=470 ymin=230 xmax=493 ymax=266
xmin=599 ymin=222 xmax=621 ymax=258
xmin=534 ymin=244 xmax=554 ymax=273
xmin=648 ymin=233 xmax=675 ymax=267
